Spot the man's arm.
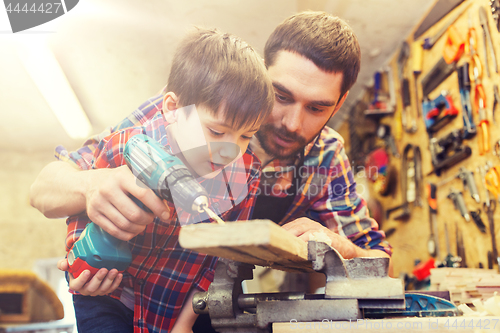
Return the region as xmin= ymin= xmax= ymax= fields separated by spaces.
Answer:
xmin=30 ymin=161 xmax=89 ymax=218
xmin=30 ymin=161 xmax=170 ymax=240
xmin=281 ymin=132 xmax=393 ymax=275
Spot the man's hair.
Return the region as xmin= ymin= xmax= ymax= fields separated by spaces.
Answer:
xmin=167 ymin=28 xmax=274 ymax=129
xmin=264 ymin=11 xmax=361 ymax=98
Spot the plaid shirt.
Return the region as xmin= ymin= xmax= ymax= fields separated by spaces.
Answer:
xmin=63 ymin=96 xmax=261 ymax=332
xmin=250 ymin=129 xmax=392 ymax=255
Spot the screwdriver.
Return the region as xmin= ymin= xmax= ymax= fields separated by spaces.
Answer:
xmin=426 ymin=183 xmax=440 ymax=258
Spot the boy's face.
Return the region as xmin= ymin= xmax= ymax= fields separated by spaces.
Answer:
xmin=256 ymin=51 xmax=348 ymax=159
xmin=173 ymin=105 xmax=260 ymax=179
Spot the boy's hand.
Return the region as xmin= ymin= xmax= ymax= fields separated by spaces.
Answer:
xmin=85 ymin=165 xmax=171 ymax=241
xmin=57 ymin=259 xmax=123 ymax=296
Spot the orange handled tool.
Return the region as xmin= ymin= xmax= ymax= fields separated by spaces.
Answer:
xmin=474 ymin=83 xmax=490 ymax=154
xmin=485 ymin=164 xmax=500 ymax=201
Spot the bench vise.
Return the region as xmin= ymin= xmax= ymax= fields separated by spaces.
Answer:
xmin=193 ymin=241 xmax=457 ymax=333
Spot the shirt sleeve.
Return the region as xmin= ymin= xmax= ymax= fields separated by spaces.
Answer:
xmin=306 ymin=140 xmax=392 ymax=256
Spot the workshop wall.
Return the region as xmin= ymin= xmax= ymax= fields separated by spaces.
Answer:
xmin=0 ymin=150 xmax=67 ymax=270
xmin=347 ymin=0 xmax=500 ymax=279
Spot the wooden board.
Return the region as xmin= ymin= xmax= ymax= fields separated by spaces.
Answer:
xmin=179 ymin=220 xmax=314 ymax=272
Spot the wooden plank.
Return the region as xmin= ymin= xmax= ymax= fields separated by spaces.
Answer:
xmin=179 ymin=220 xmax=313 ymax=272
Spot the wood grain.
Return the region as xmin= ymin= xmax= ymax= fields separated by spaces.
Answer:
xmin=179 ymin=220 xmax=314 ymax=272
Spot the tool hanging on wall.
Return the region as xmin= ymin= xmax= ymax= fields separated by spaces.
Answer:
xmin=422 ymin=24 xmax=465 ymax=98
xmin=422 ymin=91 xmax=459 ymax=134
xmin=474 ymin=82 xmax=491 ymax=154
xmin=479 ymin=6 xmax=498 ymax=76
xmin=426 ymin=183 xmax=440 ymax=258
xmin=376 ymin=124 xmax=400 ymax=158
xmin=397 ymin=42 xmax=418 ymax=134
xmin=456 ymin=225 xmax=467 ymax=268
xmin=447 ymin=187 xmax=471 ymax=222
xmin=414 ymin=0 xmax=465 ymax=40
xmin=437 ymin=166 xmax=481 ymax=203
xmin=428 ymin=129 xmax=472 ymax=176
xmin=485 ymin=162 xmax=500 ymax=201
xmin=412 ymin=43 xmax=423 ymax=119
xmin=478 ymin=164 xmax=492 ymax=208
xmin=402 ymin=78 xmax=417 ymax=133
xmin=457 ymin=63 xmax=477 ymax=139
xmin=365 ymin=147 xmax=397 ymax=197
xmin=466 ymin=11 xmax=490 ymax=155
xmin=470 ymin=209 xmax=487 ymax=233
xmin=491 ymin=0 xmax=500 ymax=32
xmin=442 ymin=222 xmax=462 ymax=267
xmin=386 ymin=144 xmax=423 ymax=220
xmin=495 ymin=140 xmax=500 ymax=158
xmin=485 ymin=199 xmax=499 ymax=270
xmin=420 ymin=1 xmax=470 ymax=49
xmin=493 ymin=85 xmax=499 ymax=124
xmin=365 ymin=71 xmax=394 ymax=116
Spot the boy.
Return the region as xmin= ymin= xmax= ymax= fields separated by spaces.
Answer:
xmin=65 ymin=27 xmax=274 ymax=333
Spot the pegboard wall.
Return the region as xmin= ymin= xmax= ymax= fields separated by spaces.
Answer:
xmin=347 ymin=0 xmax=500 ymax=278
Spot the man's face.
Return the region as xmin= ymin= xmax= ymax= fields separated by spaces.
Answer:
xmin=256 ymin=51 xmax=347 ymax=159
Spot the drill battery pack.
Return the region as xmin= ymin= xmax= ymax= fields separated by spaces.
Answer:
xmin=67 ymin=222 xmax=132 ymax=278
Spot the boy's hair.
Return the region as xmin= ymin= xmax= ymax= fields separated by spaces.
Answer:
xmin=264 ymin=11 xmax=361 ymax=99
xmin=167 ymin=28 xmax=274 ymax=129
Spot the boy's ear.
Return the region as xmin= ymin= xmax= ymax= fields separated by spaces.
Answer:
xmin=163 ymin=92 xmax=179 ymax=122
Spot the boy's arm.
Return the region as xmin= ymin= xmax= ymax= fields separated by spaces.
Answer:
xmin=171 ymin=289 xmax=198 ymax=333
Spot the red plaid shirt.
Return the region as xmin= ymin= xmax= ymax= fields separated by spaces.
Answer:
xmin=65 ymin=103 xmax=261 ymax=332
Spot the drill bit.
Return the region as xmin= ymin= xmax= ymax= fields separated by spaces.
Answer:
xmin=203 ymin=206 xmax=225 ymax=224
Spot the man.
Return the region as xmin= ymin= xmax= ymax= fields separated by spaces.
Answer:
xmin=30 ymin=12 xmax=392 ymax=298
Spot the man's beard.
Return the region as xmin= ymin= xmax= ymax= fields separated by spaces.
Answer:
xmin=255 ymin=124 xmax=308 ymax=160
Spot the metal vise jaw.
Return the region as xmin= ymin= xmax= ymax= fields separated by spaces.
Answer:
xmin=308 ymin=241 xmax=405 ymax=310
xmin=193 ymin=241 xmax=404 ymax=333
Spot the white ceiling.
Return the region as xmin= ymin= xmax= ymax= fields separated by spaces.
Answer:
xmin=0 ymin=0 xmax=435 ymax=154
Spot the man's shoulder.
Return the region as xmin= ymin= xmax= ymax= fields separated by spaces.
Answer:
xmin=319 ymin=126 xmax=344 ymax=145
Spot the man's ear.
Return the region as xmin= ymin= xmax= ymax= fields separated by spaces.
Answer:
xmin=163 ymin=92 xmax=179 ymax=122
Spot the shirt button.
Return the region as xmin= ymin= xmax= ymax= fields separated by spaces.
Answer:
xmin=138 ymin=279 xmax=145 ymax=285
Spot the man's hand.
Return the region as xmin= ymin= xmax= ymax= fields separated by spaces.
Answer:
xmin=282 ymin=218 xmax=359 ymax=259
xmin=85 ymin=165 xmax=170 ymax=241
xmin=282 ymin=218 xmax=393 ymax=276
xmin=57 ymin=258 xmax=122 ymax=296
xmin=30 ymin=161 xmax=171 ymax=241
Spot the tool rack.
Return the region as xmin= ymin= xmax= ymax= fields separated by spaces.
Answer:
xmin=346 ymin=0 xmax=500 ymax=277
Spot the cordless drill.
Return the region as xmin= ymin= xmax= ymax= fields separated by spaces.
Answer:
xmin=67 ymin=134 xmax=211 ymax=278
